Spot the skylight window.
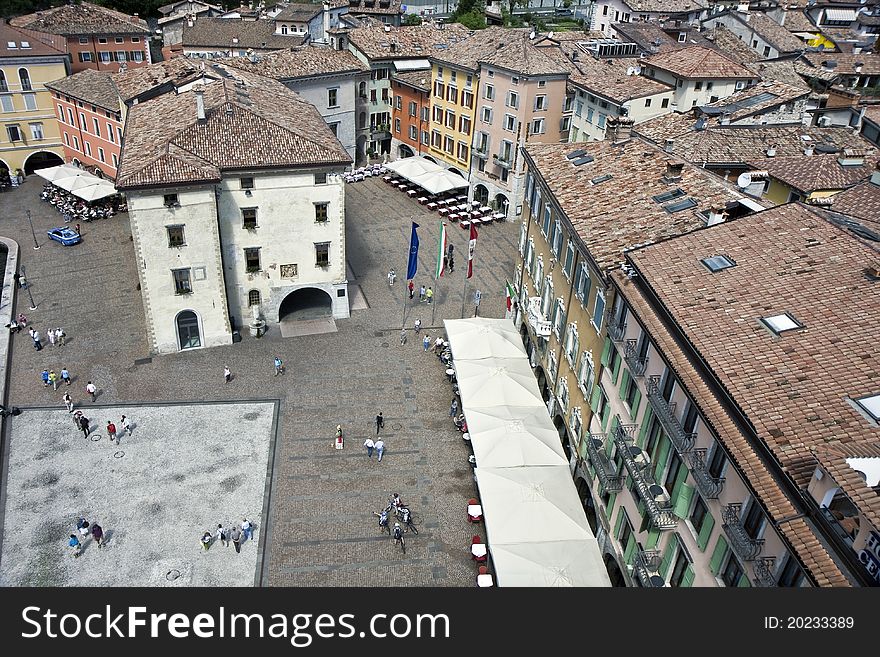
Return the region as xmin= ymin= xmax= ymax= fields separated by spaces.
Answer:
xmin=566 ymin=149 xmax=587 ymax=160
xmin=760 ymin=313 xmax=803 ymax=335
xmin=664 ymin=197 xmax=698 ymax=213
xmin=20 ymin=41 xmax=30 ymax=48
xmin=652 ymin=188 xmax=685 ymax=203
xmin=6 ymin=41 xmax=16 ymax=49
xmin=855 ymin=394 xmax=880 ymax=422
xmin=572 ymin=155 xmax=594 ymax=166
xmin=701 ymin=255 xmax=736 ymax=272
xmin=591 ymin=174 xmax=613 ymax=185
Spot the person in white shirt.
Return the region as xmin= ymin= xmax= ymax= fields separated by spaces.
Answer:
xmin=241 ymin=518 xmax=253 ymax=543
xmin=364 ymin=437 xmax=375 ymax=458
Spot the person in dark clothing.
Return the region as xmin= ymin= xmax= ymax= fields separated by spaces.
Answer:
xmin=91 ymin=522 xmax=104 ymax=548
xmin=79 ymin=415 xmax=90 ymax=437
xmin=376 ymin=412 xmax=384 ymax=435
xmin=230 ymin=526 xmax=242 ymax=553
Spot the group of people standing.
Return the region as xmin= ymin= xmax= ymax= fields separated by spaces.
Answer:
xmin=71 ymin=408 xmax=131 ymax=445
xmin=201 ymin=518 xmax=255 ymax=554
xmin=68 ymin=517 xmax=105 ymax=557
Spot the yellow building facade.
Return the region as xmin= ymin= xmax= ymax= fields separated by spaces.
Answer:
xmin=427 ymin=61 xmax=478 ymax=176
xmin=0 ymin=25 xmax=69 ymax=178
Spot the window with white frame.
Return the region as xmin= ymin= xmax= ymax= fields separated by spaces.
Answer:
xmin=548 ymin=349 xmax=558 ymax=384
xmin=542 ymin=204 xmax=552 ymax=236
xmin=531 ymin=118 xmax=545 ymax=134
xmin=592 ymin=290 xmax=605 ymax=332
xmin=532 ymin=188 xmax=541 ymax=219
xmin=507 ymin=90 xmax=518 ymax=108
xmin=409 ymin=125 xmax=417 ymax=140
xmin=535 ymin=256 xmax=544 ymax=295
xmin=535 ymin=94 xmax=547 ymax=111
xmin=481 ymin=106 xmax=492 ymax=123
xmin=556 ymin=377 xmax=569 ymax=412
xmin=564 ymin=241 xmax=575 ymax=278
xmin=576 ymin=263 xmax=591 ymax=305
xmin=484 ymin=84 xmax=494 ymax=100
xmin=570 ymin=406 xmax=582 ymax=443
xmin=578 ymin=350 xmax=595 ymax=397
xmin=29 ymin=122 xmax=43 ymax=140
xmin=541 ymin=277 xmax=553 ymax=317
xmin=565 ymin=322 xmax=579 ymax=365
xmin=519 ymin=221 xmax=527 ymax=255
xmin=553 ymin=221 xmax=563 ymax=260
xmin=526 ymin=238 xmax=535 ymax=278
xmin=553 ymin=298 xmax=566 ymax=337
xmin=504 ymin=114 xmax=516 ymax=131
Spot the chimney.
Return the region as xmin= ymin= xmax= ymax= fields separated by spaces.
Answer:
xmin=664 ymin=138 xmax=674 ymax=153
xmin=323 ymin=0 xmax=331 ymax=38
xmin=664 ymin=160 xmax=685 ymax=181
xmin=606 ymin=116 xmax=634 ymax=145
xmin=804 ymin=144 xmax=814 ymax=156
xmin=838 ymin=148 xmax=865 ymax=166
xmin=194 ymin=88 xmax=206 ymax=122
xmin=766 ymin=145 xmax=776 ymax=157
xmin=705 ymin=208 xmax=726 ymax=226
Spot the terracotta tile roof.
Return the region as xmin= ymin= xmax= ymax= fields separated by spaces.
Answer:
xmin=748 ymin=151 xmax=879 ymax=193
xmin=635 ymin=118 xmax=873 ymax=166
xmin=110 ymin=56 xmax=207 ymax=103
xmin=523 ymin=139 xmax=754 ymax=274
xmin=827 ymin=179 xmax=880 ymax=228
xmin=216 ymin=45 xmax=368 ymax=80
xmin=804 ymin=52 xmax=880 ymax=76
xmin=747 ymin=60 xmax=812 ymax=91
xmin=813 ymin=443 xmax=880 ymax=533
xmin=392 ymin=69 xmax=431 ymax=91
xmin=10 ymin=1 xmax=150 ymax=36
xmin=645 ymin=45 xmax=757 ymax=79
xmin=345 ymin=0 xmax=403 ymax=16
xmin=780 ymin=9 xmax=818 ymax=32
xmin=0 ymin=23 xmax=67 ymax=57
xmin=701 ymin=25 xmax=762 ymax=63
xmin=621 ymin=0 xmax=708 ymax=12
xmin=568 ymin=57 xmax=673 ymax=104
xmin=426 ymin=27 xmax=568 ymax=75
xmin=724 ymin=10 xmax=806 ymax=53
xmin=702 ymin=79 xmax=811 ymax=122
xmin=182 ymin=17 xmax=307 ymax=50
xmin=792 ymin=60 xmax=839 ymax=82
xmin=613 ymin=21 xmax=714 ymax=54
xmin=117 ymin=64 xmax=350 ymax=189
xmin=274 ymin=3 xmax=324 ymax=21
xmin=44 ymin=68 xmax=119 ymax=112
xmin=344 ymin=21 xmax=469 ymax=61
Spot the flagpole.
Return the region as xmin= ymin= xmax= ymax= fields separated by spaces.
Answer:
xmin=404 ymin=218 xmax=420 ymax=334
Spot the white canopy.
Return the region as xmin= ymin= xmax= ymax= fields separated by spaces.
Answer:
xmin=35 ymin=164 xmax=117 ymax=201
xmin=465 ymin=406 xmax=569 ymax=468
xmin=71 ymin=179 xmax=117 ymax=201
xmin=34 ymin=164 xmax=82 ymax=182
xmin=385 ymin=156 xmax=468 ymax=195
xmin=489 ymin=540 xmax=609 ymax=587
xmin=442 ymin=317 xmax=527 ymax=360
xmin=453 ymin=358 xmax=546 ymax=410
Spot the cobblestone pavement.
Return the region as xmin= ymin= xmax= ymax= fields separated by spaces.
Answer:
xmin=0 ymin=176 xmax=521 ymax=586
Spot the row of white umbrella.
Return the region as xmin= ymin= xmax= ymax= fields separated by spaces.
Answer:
xmin=384 ymin=156 xmax=469 ymax=196
xmin=35 ymin=164 xmax=117 ymax=202
xmin=444 ymin=318 xmax=611 ymax=587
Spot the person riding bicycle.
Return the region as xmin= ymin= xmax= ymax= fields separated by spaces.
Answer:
xmin=399 ymin=506 xmax=411 ymax=525
xmin=378 ymin=509 xmax=389 ymax=531
xmin=388 ymin=268 xmax=396 ymax=286
xmin=392 ymin=522 xmax=403 ymax=543
xmin=391 ymin=493 xmax=403 ymax=510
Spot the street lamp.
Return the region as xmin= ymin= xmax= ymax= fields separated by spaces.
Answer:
xmin=21 ymin=265 xmax=36 ymax=310
xmin=27 ymin=210 xmax=39 ymax=250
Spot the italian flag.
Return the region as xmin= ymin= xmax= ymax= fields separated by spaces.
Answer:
xmin=436 ymin=221 xmax=448 ymax=278
xmin=506 ymin=281 xmax=516 ymax=311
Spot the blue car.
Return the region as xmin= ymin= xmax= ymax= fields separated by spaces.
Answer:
xmin=47 ymin=227 xmax=81 ymax=246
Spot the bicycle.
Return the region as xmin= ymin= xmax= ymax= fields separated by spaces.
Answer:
xmin=392 ymin=523 xmax=406 ymax=553
xmin=373 ymin=510 xmax=391 ymax=535
xmin=398 ymin=506 xmax=418 ymax=534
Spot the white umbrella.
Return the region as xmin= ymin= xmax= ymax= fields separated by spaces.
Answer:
xmin=34 ymin=164 xmax=81 ymax=182
xmin=465 ymin=406 xmax=568 ymax=468
xmin=444 ymin=318 xmax=527 ymax=360
xmin=71 ymin=180 xmax=116 ymax=201
xmin=454 ymin=358 xmax=545 ymax=410
xmin=489 ymin=540 xmax=611 ymax=587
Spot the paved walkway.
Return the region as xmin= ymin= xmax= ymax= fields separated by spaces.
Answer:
xmin=0 ymin=176 xmax=521 ymax=586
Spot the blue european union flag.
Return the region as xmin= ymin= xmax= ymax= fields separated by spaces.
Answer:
xmin=406 ymin=222 xmax=420 ymax=281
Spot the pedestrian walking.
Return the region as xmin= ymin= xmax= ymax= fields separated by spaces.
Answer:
xmin=17 ymin=313 xmax=27 ymax=327
xmin=47 ymin=328 xmax=56 ymax=347
xmin=426 ymin=287 xmax=434 ymax=304
xmin=364 ymin=437 xmax=375 ymax=458
xmin=408 ymin=280 xmax=414 ymax=300
xmin=107 ymin=420 xmax=118 ymax=444
xmin=375 ymin=438 xmax=386 ymax=462
xmin=399 ymin=328 xmax=407 ymax=346
xmin=72 ymin=409 xmax=83 ymax=429
xmin=200 ymin=531 xmax=213 ymax=551
xmin=419 ymin=285 xmax=426 ymax=302
xmin=68 ymin=534 xmax=81 ymax=558
xmin=335 ymin=424 xmax=344 ymax=450
xmin=121 ymin=414 xmax=132 ymax=436
xmin=79 ymin=414 xmax=90 ymax=437
xmin=216 ymin=524 xmax=229 ymax=547
xmin=230 ymin=526 xmax=242 ymax=553
xmin=85 ymin=381 xmax=97 ymax=402
xmin=41 ymin=369 xmax=50 ymax=387
xmin=32 ymin=329 xmax=42 ymax=351
xmin=242 ymin=518 xmax=253 ymax=543
xmin=448 ymin=254 xmax=455 ymax=272
xmin=273 ymin=356 xmax=284 ymax=376
xmin=28 ymin=327 xmax=35 ymax=341
xmin=63 ymin=392 xmax=74 ymax=413
xmin=388 ymin=268 xmax=396 ymax=286
xmin=56 ymin=328 xmax=66 ymax=346
xmin=423 ymin=334 xmax=430 ymax=351
xmin=224 ymin=365 xmax=231 ymax=383
xmin=376 ymin=411 xmax=384 ymax=435
xmin=90 ymin=522 xmax=104 ymax=548
xmin=77 ymin=518 xmax=90 ymax=545
xmin=74 ymin=223 xmax=81 ymax=236
xmin=48 ymin=370 xmax=59 ymax=391
xmin=414 ymin=318 xmax=421 ymax=334
xmin=61 ymin=367 xmax=71 ymax=386
xmin=433 ymin=336 xmax=444 ymax=354
xmin=450 ymin=398 xmax=458 ymax=417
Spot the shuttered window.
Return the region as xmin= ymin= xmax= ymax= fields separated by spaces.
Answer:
xmin=709 ymin=535 xmax=729 ymax=575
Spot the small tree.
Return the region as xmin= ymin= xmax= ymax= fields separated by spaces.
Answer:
xmin=403 ymin=13 xmax=423 ymax=25
xmin=457 ymin=9 xmax=487 ymax=29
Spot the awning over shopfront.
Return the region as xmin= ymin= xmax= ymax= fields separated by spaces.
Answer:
xmin=384 ymin=156 xmax=468 ymax=195
xmin=35 ymin=164 xmax=117 ymax=201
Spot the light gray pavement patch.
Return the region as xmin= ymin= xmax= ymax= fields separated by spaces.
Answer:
xmin=0 ymin=402 xmax=274 ymax=586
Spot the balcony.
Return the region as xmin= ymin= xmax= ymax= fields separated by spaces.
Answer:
xmin=687 ymin=449 xmax=724 ymax=499
xmin=646 ymin=376 xmax=695 ymax=455
xmin=722 ymin=503 xmax=764 ymax=562
xmin=624 ymin=339 xmax=648 ymax=377
xmin=634 ymin=549 xmax=666 ymax=587
xmin=606 ymin=310 xmax=626 ymax=343
xmin=613 ymin=422 xmax=677 ymax=530
xmin=527 ymin=297 xmax=551 ymax=338
xmin=370 ymin=125 xmax=391 ymax=141
xmin=473 ymin=143 xmax=489 ymax=159
xmin=752 ymin=557 xmax=777 ymax=587
xmin=494 ymin=152 xmax=513 ymax=169
xmin=585 ymin=433 xmax=622 ymax=493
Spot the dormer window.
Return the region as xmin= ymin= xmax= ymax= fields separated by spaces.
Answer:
xmin=760 ymin=312 xmax=803 ymax=335
xmin=701 ymin=255 xmax=736 ymax=272
xmin=854 ymin=394 xmax=880 ymax=422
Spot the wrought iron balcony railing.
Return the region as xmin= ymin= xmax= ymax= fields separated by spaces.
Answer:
xmin=585 ymin=433 xmax=622 ymax=493
xmin=752 ymin=557 xmax=777 ymax=587
xmin=613 ymin=422 xmax=677 ymax=530
xmin=606 ymin=310 xmax=627 ymax=343
xmin=722 ymin=503 xmax=765 ymax=562
xmin=624 ymin=339 xmax=648 ymax=377
xmin=634 ymin=549 xmax=665 ymax=587
xmin=647 ymin=376 xmax=695 ymax=455
xmin=687 ymin=449 xmax=725 ymax=499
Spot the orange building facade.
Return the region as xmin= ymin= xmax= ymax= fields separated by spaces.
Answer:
xmin=67 ymin=34 xmax=151 ymax=73
xmin=390 ymin=72 xmax=430 ymax=159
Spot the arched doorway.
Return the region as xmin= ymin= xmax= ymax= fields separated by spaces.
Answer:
xmin=279 ymin=287 xmax=333 ymax=322
xmin=398 ymin=144 xmax=414 ymax=159
xmin=422 ymin=155 xmax=437 ymax=165
xmin=448 ymin=166 xmax=464 ymax=178
xmin=474 ymin=184 xmax=489 ymax=206
xmin=534 ymin=365 xmax=550 ymax=403
xmin=24 ymin=150 xmax=63 ymax=175
xmin=553 ymin=414 xmax=572 ymax=461
xmin=575 ymin=477 xmax=598 ymax=535
xmin=493 ymin=193 xmax=509 ymax=217
xmin=604 ymin=554 xmax=627 ymax=587
xmin=176 ymin=310 xmax=202 ymax=350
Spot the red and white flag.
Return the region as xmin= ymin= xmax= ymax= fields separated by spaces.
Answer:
xmin=467 ymin=223 xmax=478 ymax=279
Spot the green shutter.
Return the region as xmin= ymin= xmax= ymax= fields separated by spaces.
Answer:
xmin=658 ymin=538 xmax=676 ymax=579
xmin=653 ymin=436 xmax=671 ymax=480
xmin=673 ymin=483 xmax=694 ymax=519
xmin=625 ymin=475 xmax=633 ymax=490
xmin=606 ymin=416 xmax=619 ymax=456
xmin=618 ymin=370 xmax=630 ymax=400
xmin=605 ymin=492 xmax=617 ymax=518
xmin=637 ymin=407 xmax=653 ymax=447
xmin=600 ymin=337 xmax=612 ymax=366
xmin=631 ymin=388 xmax=642 ymax=419
xmin=614 ymin=507 xmax=625 ymax=539
xmin=646 ymin=529 xmax=661 ymax=549
xmin=623 ymin=534 xmax=638 ymax=565
xmin=589 ymin=385 xmax=602 ymax=412
xmin=697 ymin=512 xmax=715 ymax=552
xmin=601 ymin=403 xmax=611 ymax=431
xmin=709 ymin=535 xmax=728 ymax=575
xmin=670 ymin=462 xmax=689 ymax=504
xmin=611 ymin=353 xmax=621 ymax=384
xmin=680 ymin=565 xmax=695 ymax=588
xmin=737 ymin=573 xmax=752 ymax=588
